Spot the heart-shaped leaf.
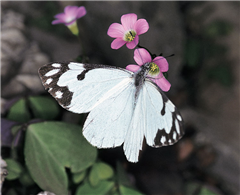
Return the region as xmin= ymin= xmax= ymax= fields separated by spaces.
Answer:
xmin=25 ymin=121 xmax=97 ymax=195
xmin=119 ymin=185 xmax=143 ymax=195
xmin=72 ymin=170 xmax=87 ymax=184
xmin=7 ymin=98 xmax=30 ymax=123
xmin=5 ymin=159 xmax=23 ymax=180
xmin=76 ymin=180 xmax=114 ymax=195
xmin=89 ymin=163 xmax=100 ymax=186
xmin=28 ymin=96 xmax=60 ymax=120
xmin=96 ymin=162 xmax=114 ymax=180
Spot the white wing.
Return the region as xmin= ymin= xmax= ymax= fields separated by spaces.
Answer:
xmin=38 ymin=62 xmax=133 ymax=113
xmin=83 ymin=77 xmax=135 ymax=148
xmin=39 ymin=62 xmax=183 ymax=163
xmin=143 ymin=80 xmax=183 ymax=147
xmin=123 ymin=79 xmax=183 ymax=162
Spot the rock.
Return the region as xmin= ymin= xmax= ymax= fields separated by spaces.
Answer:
xmin=1 ymin=98 xmax=7 ymax=115
xmin=20 ymin=42 xmax=50 ymax=75
xmin=1 ymin=10 xmax=50 ymax=98
xmin=1 ymin=10 xmax=28 ymax=86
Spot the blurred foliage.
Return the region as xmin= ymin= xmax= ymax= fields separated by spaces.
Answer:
xmin=2 ymin=96 xmax=143 ymax=195
xmin=7 ymin=98 xmax=31 ymax=123
xmin=26 ymin=2 xmax=74 ymax=38
xmin=5 ymin=159 xmax=23 ymax=180
xmin=204 ymin=20 xmax=233 ymax=37
xmin=181 ymin=2 xmax=234 ymax=106
xmin=185 ymin=182 xmax=220 ymax=195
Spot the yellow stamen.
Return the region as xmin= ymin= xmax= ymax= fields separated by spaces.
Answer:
xmin=124 ymin=30 xmax=136 ymax=42
xmin=148 ymin=62 xmax=160 ymax=76
xmin=151 ymin=64 xmax=158 ymax=71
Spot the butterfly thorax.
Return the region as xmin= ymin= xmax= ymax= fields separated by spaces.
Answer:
xmin=134 ymin=62 xmax=152 ymax=87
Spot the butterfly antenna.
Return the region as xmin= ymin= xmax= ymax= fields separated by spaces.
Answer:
xmin=153 ymin=53 xmax=175 ymax=64
xmin=165 ymin=54 xmax=175 ymax=58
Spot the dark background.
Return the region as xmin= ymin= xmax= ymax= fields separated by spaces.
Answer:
xmin=1 ymin=1 xmax=239 ymax=195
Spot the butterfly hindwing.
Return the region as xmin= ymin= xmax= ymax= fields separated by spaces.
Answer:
xmin=143 ymin=80 xmax=184 ymax=147
xmin=122 ymin=79 xmax=183 ymax=162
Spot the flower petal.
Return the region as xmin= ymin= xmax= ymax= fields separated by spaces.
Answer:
xmin=107 ymin=23 xmax=125 ymax=38
xmin=126 ymin=35 xmax=139 ymax=49
xmin=52 ymin=19 xmax=65 ymax=25
xmin=111 ymin=38 xmax=126 ymax=49
xmin=153 ymin=56 xmax=169 ymax=72
xmin=64 ymin=6 xmax=79 ymax=15
xmin=121 ymin=13 xmax=137 ymax=30
xmin=133 ymin=48 xmax=152 ymax=65
xmin=76 ymin=6 xmax=87 ymax=18
xmin=126 ymin=64 xmax=140 ymax=72
xmin=52 ymin=13 xmax=68 ymax=24
xmin=152 ymin=76 xmax=171 ymax=92
xmin=134 ymin=19 xmax=149 ymax=35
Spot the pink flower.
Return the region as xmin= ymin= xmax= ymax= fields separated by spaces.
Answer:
xmin=126 ymin=48 xmax=171 ymax=92
xmin=107 ymin=13 xmax=149 ymax=49
xmin=52 ymin=5 xmax=86 ymax=26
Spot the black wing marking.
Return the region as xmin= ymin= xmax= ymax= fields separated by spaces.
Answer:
xmin=38 ymin=62 xmax=73 ymax=107
xmin=142 ymin=79 xmax=184 ymax=147
xmin=38 ymin=62 xmax=133 ymax=111
xmin=153 ymin=84 xmax=184 ymax=147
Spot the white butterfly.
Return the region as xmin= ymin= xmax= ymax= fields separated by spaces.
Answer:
xmin=38 ymin=61 xmax=183 ymax=162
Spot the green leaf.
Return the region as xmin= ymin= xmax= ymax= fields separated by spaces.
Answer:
xmin=7 ymin=98 xmax=31 ymax=123
xmin=185 ymin=182 xmax=201 ymax=195
xmin=185 ymin=182 xmax=219 ymax=195
xmin=28 ymin=96 xmax=59 ymax=120
xmin=204 ymin=20 xmax=232 ymax=37
xmin=207 ymin=64 xmax=233 ymax=86
xmin=116 ymin=161 xmax=131 ymax=187
xmin=96 ymin=162 xmax=114 ymax=180
xmin=25 ymin=122 xmax=97 ymax=195
xmin=75 ymin=180 xmax=114 ymax=195
xmin=5 ymin=159 xmax=23 ymax=180
xmin=11 ymin=125 xmax=22 ymax=136
xmin=5 ymin=189 xmax=18 ymax=195
xmin=73 ymin=170 xmax=87 ymax=184
xmin=185 ymin=39 xmax=202 ymax=68
xmin=19 ymin=168 xmax=35 ymax=186
xmin=89 ymin=163 xmax=100 ymax=186
xmin=119 ymin=185 xmax=143 ymax=195
xmin=199 ymin=185 xmax=219 ymax=195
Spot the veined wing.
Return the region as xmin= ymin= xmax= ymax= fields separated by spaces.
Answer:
xmin=143 ymin=79 xmax=183 ymax=147
xmin=83 ymin=77 xmax=136 ymax=148
xmin=38 ymin=62 xmax=133 ymax=114
xmin=123 ymin=79 xmax=184 ymax=162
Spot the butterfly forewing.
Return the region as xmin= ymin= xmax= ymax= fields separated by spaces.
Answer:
xmin=38 ymin=62 xmax=133 ymax=114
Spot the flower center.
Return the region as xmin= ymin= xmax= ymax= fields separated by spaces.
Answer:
xmin=124 ymin=30 xmax=136 ymax=42
xmin=148 ymin=62 xmax=160 ymax=76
